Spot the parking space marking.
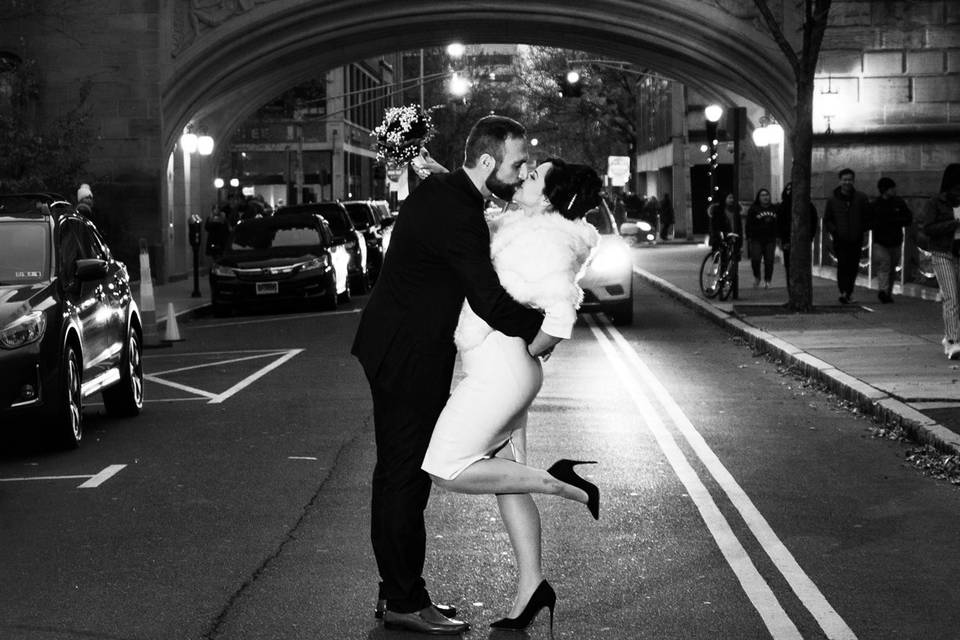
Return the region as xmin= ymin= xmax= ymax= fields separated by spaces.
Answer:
xmin=210 ymin=349 xmax=304 ymax=404
xmin=0 ymin=464 xmax=126 ymax=488
xmin=142 ymin=349 xmax=303 ymax=404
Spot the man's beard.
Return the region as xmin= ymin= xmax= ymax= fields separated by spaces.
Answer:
xmin=485 ymin=171 xmax=520 ymax=201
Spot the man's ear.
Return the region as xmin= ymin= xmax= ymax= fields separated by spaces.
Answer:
xmin=479 ymin=154 xmax=495 ymax=172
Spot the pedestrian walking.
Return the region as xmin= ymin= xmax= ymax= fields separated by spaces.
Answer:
xmin=659 ymin=193 xmax=675 ymax=240
xmin=918 ymin=163 xmax=960 ymax=359
xmin=823 ymin=168 xmax=870 ymax=303
xmin=776 ymin=182 xmax=819 ymax=286
xmin=204 ymin=204 xmax=230 ymax=261
xmin=745 ymin=188 xmax=778 ymax=288
xmin=867 ymin=177 xmax=913 ymax=303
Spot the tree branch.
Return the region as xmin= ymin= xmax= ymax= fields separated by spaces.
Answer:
xmin=753 ymin=0 xmax=802 ymax=80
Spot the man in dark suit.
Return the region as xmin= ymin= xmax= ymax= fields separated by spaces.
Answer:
xmin=352 ymin=116 xmax=546 ymax=635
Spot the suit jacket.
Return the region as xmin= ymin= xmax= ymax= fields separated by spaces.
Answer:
xmin=351 ymin=168 xmax=544 ymax=397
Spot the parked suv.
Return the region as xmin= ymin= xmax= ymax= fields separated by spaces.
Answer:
xmin=275 ymin=202 xmax=369 ymax=295
xmin=342 ymin=200 xmax=385 ymax=284
xmin=0 ymin=193 xmax=143 ymax=448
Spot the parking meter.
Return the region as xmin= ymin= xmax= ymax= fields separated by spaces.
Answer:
xmin=188 ymin=213 xmax=203 ymax=248
xmin=189 ymin=213 xmax=202 ymax=297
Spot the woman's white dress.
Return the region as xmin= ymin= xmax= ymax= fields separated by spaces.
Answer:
xmin=421 ymin=209 xmax=599 ymax=479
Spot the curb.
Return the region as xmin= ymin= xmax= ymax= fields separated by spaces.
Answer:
xmin=634 ymin=266 xmax=960 ymax=455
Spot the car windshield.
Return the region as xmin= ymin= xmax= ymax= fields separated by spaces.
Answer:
xmin=584 ymin=204 xmax=614 ymax=235
xmin=344 ymin=204 xmax=371 ymax=229
xmin=0 ymin=221 xmax=51 ymax=284
xmin=322 ymin=209 xmax=352 ymax=237
xmin=230 ymin=219 xmax=323 ymax=251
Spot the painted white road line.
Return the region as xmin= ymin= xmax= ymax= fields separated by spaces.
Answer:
xmin=143 ymin=375 xmax=217 ymax=399
xmin=599 ymin=319 xmax=858 ymax=640
xmin=195 ymin=308 xmax=361 ymax=330
xmin=288 ymin=456 xmax=318 ymax=461
xmin=149 ymin=351 xmax=290 ymax=376
xmin=586 ymin=315 xmax=803 ymax=639
xmin=77 ymin=464 xmax=127 ymax=488
xmin=0 ymin=464 xmax=126 ymax=489
xmin=209 ymin=348 xmax=304 ymax=404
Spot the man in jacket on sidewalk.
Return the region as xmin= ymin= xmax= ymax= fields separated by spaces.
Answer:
xmin=867 ymin=177 xmax=913 ymax=303
xmin=824 ymin=168 xmax=870 ymax=304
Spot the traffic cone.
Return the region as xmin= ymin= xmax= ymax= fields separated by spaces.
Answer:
xmin=138 ymin=239 xmax=163 ymax=348
xmin=163 ymin=303 xmax=183 ymax=342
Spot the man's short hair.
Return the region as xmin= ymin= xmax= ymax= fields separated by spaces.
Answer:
xmin=838 ymin=168 xmax=855 ymax=179
xmin=463 ymin=115 xmax=525 ymax=168
xmin=877 ymin=177 xmax=896 ymax=193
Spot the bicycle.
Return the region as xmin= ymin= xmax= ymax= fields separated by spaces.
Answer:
xmin=699 ymin=232 xmax=739 ymax=301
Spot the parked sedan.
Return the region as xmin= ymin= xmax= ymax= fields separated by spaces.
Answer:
xmin=342 ymin=200 xmax=385 ymax=284
xmin=276 ymin=202 xmax=369 ymax=295
xmin=210 ymin=212 xmax=349 ymax=315
xmin=578 ymin=199 xmax=635 ymax=325
xmin=0 ymin=193 xmax=143 ymax=448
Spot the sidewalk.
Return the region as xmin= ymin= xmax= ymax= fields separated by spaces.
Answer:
xmin=632 ymin=241 xmax=960 ymax=455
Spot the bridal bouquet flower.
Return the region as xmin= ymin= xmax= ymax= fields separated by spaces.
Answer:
xmin=372 ymin=104 xmax=436 ymax=167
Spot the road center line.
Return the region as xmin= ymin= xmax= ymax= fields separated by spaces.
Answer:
xmin=592 ymin=315 xmax=857 ymax=640
xmin=586 ymin=315 xmax=802 ymax=639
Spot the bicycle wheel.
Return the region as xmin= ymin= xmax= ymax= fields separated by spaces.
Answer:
xmin=699 ymin=250 xmax=722 ymax=298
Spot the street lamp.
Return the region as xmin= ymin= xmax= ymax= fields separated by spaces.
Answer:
xmin=449 ymin=73 xmax=471 ymax=97
xmin=704 ymin=105 xmax=723 ymax=204
xmin=197 ymin=135 xmax=214 ymax=156
xmin=230 ymin=178 xmax=239 ymax=188
xmin=446 ymin=42 xmax=465 ymax=58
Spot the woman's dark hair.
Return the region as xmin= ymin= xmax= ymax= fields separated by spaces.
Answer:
xmin=463 ymin=115 xmax=525 ymax=168
xmin=940 ymin=163 xmax=960 ymax=194
xmin=542 ymin=158 xmax=603 ymax=220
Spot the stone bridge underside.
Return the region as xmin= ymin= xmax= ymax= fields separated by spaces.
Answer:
xmin=162 ymin=0 xmax=796 ymax=154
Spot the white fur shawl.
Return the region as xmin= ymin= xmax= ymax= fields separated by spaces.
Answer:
xmin=455 ymin=211 xmax=599 ymax=351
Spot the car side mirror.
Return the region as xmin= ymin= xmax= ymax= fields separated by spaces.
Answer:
xmin=75 ymin=258 xmax=108 ymax=281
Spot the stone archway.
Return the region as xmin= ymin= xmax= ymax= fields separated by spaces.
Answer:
xmin=163 ymin=1 xmax=795 ymax=154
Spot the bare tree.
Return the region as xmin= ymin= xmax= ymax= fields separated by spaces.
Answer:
xmin=754 ymin=0 xmax=832 ymax=311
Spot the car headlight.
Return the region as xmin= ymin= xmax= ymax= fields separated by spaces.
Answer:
xmin=589 ymin=244 xmax=633 ymax=276
xmin=212 ymin=264 xmax=236 ymax=278
xmin=637 ymin=221 xmax=653 ymax=232
xmin=0 ymin=310 xmax=47 ymax=349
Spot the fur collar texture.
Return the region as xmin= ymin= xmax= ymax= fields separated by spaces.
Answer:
xmin=455 ymin=211 xmax=599 ymax=351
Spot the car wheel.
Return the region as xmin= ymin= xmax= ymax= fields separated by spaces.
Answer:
xmin=103 ymin=328 xmax=144 ymax=417
xmin=350 ymin=272 xmax=369 ymax=296
xmin=606 ymin=297 xmax=634 ymax=326
xmin=53 ymin=343 xmax=83 ymax=449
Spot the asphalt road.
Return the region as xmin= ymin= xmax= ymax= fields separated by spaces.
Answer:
xmin=1 ymin=281 xmax=958 ymax=640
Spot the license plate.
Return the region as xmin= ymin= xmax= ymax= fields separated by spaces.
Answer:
xmin=256 ymin=281 xmax=278 ymax=295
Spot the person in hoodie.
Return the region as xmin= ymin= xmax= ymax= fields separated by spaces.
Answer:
xmin=745 ymin=188 xmax=778 ymax=288
xmin=823 ymin=168 xmax=871 ymax=304
xmin=867 ymin=177 xmax=913 ymax=304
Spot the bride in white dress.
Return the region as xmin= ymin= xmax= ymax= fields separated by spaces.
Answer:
xmin=419 ymin=157 xmax=603 ymax=631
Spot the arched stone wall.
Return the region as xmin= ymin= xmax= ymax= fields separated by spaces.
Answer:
xmin=161 ymin=0 xmax=796 ymax=157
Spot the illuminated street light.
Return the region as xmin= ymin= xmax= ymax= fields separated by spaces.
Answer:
xmin=449 ymin=73 xmax=471 ymax=97
xmin=180 ymin=132 xmax=198 ymax=154
xmin=446 ymin=42 xmax=465 ymax=58
xmin=704 ymin=104 xmax=723 ymax=123
xmin=197 ymin=135 xmax=215 ymax=156
xmin=530 ymin=138 xmax=539 ymax=147
xmin=229 ymin=178 xmax=240 ymax=188
xmin=566 ymin=70 xmax=580 ymax=85
xmin=213 ymin=177 xmax=224 ymax=189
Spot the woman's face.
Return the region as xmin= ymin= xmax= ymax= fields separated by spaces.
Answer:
xmin=725 ymin=193 xmax=736 ymax=206
xmin=758 ymin=190 xmax=771 ymax=205
xmin=513 ymin=161 xmax=553 ymax=209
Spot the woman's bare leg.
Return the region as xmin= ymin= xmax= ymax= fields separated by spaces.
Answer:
xmin=431 ymin=457 xmax=588 ymax=504
xmin=497 ymin=492 xmax=545 ymax=617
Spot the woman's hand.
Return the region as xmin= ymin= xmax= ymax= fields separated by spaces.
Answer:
xmin=411 ymin=148 xmax=449 ymax=178
xmin=527 ymin=330 xmax=563 ymax=358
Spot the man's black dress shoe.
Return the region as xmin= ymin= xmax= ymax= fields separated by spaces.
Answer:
xmin=382 ymin=605 xmax=469 ymax=635
xmin=375 ymin=599 xmax=457 ymax=619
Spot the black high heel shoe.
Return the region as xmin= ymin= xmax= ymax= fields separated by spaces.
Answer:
xmin=490 ymin=580 xmax=556 ymax=631
xmin=547 ymin=459 xmax=599 ymax=520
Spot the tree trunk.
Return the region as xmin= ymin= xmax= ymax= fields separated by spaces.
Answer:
xmin=787 ymin=74 xmax=815 ymax=311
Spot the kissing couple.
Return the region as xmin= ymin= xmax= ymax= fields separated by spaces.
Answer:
xmin=352 ymin=114 xmax=603 ymax=635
